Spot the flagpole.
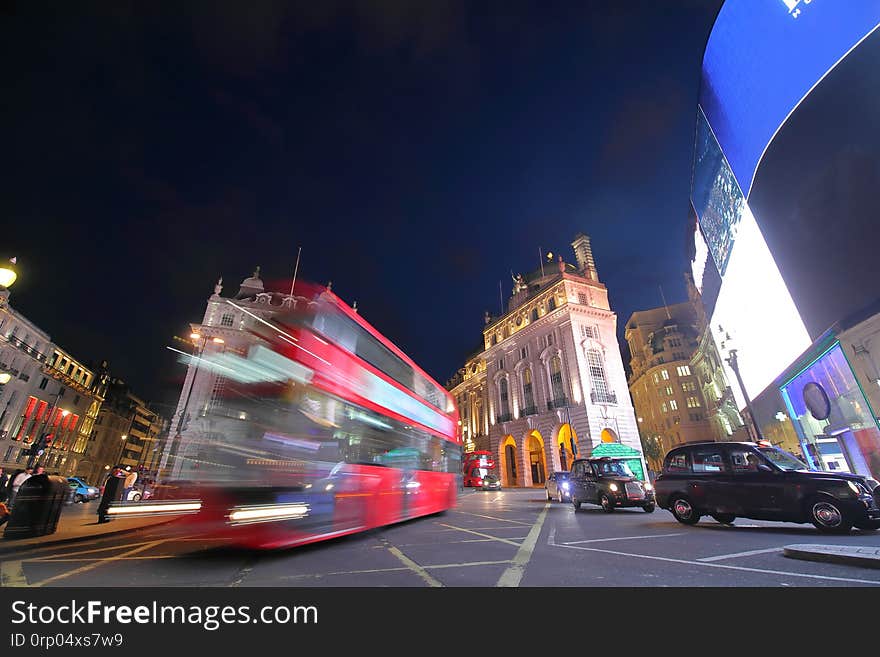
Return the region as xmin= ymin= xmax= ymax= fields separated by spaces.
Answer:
xmin=499 ymin=280 xmax=503 ymax=314
xmin=539 ymin=247 xmax=545 ymax=278
xmin=289 ymin=246 xmax=302 ymax=298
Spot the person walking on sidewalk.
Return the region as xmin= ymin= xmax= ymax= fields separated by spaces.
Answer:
xmin=9 ymin=467 xmax=32 ymax=507
xmin=0 ymin=468 xmax=9 ymax=503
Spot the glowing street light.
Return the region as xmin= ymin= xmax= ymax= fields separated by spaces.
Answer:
xmin=0 ymin=257 xmax=17 ymax=290
xmin=0 ymin=373 xmax=11 ymax=385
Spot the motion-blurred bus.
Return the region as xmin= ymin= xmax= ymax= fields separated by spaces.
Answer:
xmin=156 ymin=283 xmax=461 ymax=549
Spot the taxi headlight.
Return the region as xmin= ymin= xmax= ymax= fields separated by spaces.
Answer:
xmin=562 ymin=482 xmax=570 ymax=491
xmin=609 ymin=483 xmax=618 ymax=492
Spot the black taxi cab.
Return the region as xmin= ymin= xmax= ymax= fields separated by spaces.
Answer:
xmin=654 ymin=441 xmax=880 ymax=533
xmin=568 ymin=457 xmax=655 ymax=513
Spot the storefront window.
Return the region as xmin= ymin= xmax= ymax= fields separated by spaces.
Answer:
xmin=781 ymin=343 xmax=880 ymax=479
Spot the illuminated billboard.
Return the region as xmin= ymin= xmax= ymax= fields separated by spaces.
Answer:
xmin=690 ymin=1 xmax=880 ymax=404
xmin=700 ymin=1 xmax=880 ymax=198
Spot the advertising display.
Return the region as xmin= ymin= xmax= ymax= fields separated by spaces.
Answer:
xmin=689 ymin=1 xmax=880 ymax=404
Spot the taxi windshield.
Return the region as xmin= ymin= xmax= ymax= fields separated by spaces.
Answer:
xmin=757 ymin=447 xmax=808 ymax=471
xmin=595 ymin=460 xmax=635 ymax=477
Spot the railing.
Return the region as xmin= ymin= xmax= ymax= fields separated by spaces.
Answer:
xmin=496 ymin=412 xmax=513 ymax=423
xmin=519 ymin=405 xmax=538 ymax=418
xmin=590 ymin=391 xmax=617 ymax=404
xmin=547 ymin=397 xmax=569 ymax=410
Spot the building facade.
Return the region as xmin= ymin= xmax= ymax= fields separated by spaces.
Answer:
xmin=625 ymin=301 xmax=714 ymax=469
xmin=85 ymin=378 xmax=167 ymax=486
xmin=449 ymin=234 xmax=645 ymax=487
xmin=0 ymin=294 xmax=106 ymax=478
xmin=446 ymin=350 xmax=488 ymax=455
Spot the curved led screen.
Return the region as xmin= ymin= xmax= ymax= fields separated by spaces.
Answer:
xmin=699 ymin=1 xmax=880 ymax=198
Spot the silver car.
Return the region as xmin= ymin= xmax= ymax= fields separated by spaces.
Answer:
xmin=545 ymin=471 xmax=571 ymax=502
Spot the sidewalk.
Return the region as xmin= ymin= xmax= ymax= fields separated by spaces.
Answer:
xmin=0 ymin=504 xmax=184 ymax=557
xmin=783 ymin=544 xmax=880 ymax=570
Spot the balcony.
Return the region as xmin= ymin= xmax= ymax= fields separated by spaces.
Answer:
xmin=519 ymin=405 xmax=538 ymax=418
xmin=547 ymin=397 xmax=569 ymax=410
xmin=496 ymin=412 xmax=513 ymax=423
xmin=590 ymin=391 xmax=617 ymax=404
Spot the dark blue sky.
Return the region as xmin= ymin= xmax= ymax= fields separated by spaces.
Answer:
xmin=1 ymin=1 xmax=723 ymax=410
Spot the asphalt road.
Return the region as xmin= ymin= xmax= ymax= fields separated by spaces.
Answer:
xmin=3 ymin=488 xmax=880 ymax=587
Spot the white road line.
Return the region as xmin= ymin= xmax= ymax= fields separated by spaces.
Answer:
xmin=496 ymin=503 xmax=550 ymax=587
xmin=280 ymin=559 xmax=514 ymax=581
xmin=563 ymin=533 xmax=686 ymax=545
xmin=550 ymin=540 xmax=880 ymax=585
xmin=387 ymin=546 xmax=443 ymax=587
xmin=437 ymin=523 xmax=522 ymax=546
xmin=698 ymin=547 xmax=783 ymax=562
xmin=449 ymin=511 xmax=534 ymax=526
xmin=30 ymin=540 xmax=167 ymax=587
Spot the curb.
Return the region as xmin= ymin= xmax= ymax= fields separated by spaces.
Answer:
xmin=783 ymin=544 xmax=880 ymax=570
xmin=0 ymin=517 xmax=182 ymax=557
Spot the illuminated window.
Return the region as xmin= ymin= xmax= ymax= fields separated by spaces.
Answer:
xmin=682 ymin=381 xmax=696 ymax=392
xmin=669 ymin=400 xmax=678 ymax=410
xmin=661 ymin=369 xmax=669 ymax=380
xmin=676 ymin=365 xmax=691 ymax=377
xmin=686 ymin=396 xmax=701 ymax=408
xmin=665 ymin=385 xmax=673 ymax=396
xmin=661 ymin=402 xmax=668 ymax=413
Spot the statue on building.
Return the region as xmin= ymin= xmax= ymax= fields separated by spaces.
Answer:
xmin=511 ymin=272 xmax=527 ymax=295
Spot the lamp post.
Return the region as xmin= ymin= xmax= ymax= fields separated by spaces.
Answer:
xmin=718 ymin=326 xmax=763 ymax=442
xmin=0 ymin=257 xmax=17 ymax=308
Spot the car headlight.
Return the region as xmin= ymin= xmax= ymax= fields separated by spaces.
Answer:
xmin=562 ymin=482 xmax=570 ymax=490
xmin=643 ymin=482 xmax=653 ymax=491
xmin=847 ymin=481 xmax=861 ymax=496
xmin=609 ymin=483 xmax=618 ymax=492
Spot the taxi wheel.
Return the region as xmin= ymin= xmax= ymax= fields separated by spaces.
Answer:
xmin=74 ymin=494 xmax=84 ymax=503
xmin=670 ymin=495 xmax=700 ymax=525
xmin=809 ymin=498 xmax=852 ymax=533
xmin=600 ymin=493 xmax=615 ymax=513
xmin=711 ymin=513 xmax=735 ymax=525
xmin=546 ymin=489 xmax=552 ymax=501
xmin=642 ymin=503 xmax=656 ymax=513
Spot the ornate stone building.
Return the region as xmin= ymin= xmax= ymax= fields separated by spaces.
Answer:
xmin=159 ymin=268 xmax=308 ymax=480
xmin=448 ymin=234 xmax=645 ymax=487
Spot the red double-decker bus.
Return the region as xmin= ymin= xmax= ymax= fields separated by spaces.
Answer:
xmin=156 ymin=282 xmax=461 ymax=549
xmin=462 ymin=450 xmax=496 ymax=487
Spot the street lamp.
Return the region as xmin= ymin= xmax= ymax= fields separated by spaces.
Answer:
xmin=718 ymin=326 xmax=763 ymax=442
xmin=0 ymin=257 xmax=18 ymax=308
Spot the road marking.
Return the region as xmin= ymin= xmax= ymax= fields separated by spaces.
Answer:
xmin=280 ymin=559 xmax=514 ymax=581
xmin=449 ymin=511 xmax=533 ymax=526
xmin=386 ymin=546 xmax=443 ymax=587
xmin=29 ymin=540 xmax=167 ymax=587
xmin=562 ymin=533 xmax=686 ymax=545
xmin=0 ymin=561 xmax=27 ymax=587
xmin=549 ymin=539 xmax=880 ymax=585
xmin=496 ymin=503 xmax=549 ymax=587
xmin=437 ymin=523 xmax=522 ymax=546
xmin=698 ymin=547 xmax=783 ymax=562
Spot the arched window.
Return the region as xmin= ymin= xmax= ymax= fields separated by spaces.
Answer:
xmin=530 ymin=307 xmax=539 ymax=322
xmin=522 ymin=368 xmax=535 ymax=414
xmin=549 ymin=356 xmax=565 ymax=405
xmin=498 ymin=378 xmax=510 ymax=420
xmin=548 ymin=297 xmax=556 ymax=311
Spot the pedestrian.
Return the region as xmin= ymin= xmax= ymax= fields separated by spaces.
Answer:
xmin=0 ymin=501 xmax=9 ymax=527
xmin=33 ymin=465 xmax=44 ymax=476
xmin=9 ymin=467 xmax=33 ymax=507
xmin=123 ymin=467 xmax=138 ymax=500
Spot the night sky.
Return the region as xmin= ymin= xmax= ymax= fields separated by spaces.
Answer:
xmin=2 ymin=1 xmax=723 ymax=412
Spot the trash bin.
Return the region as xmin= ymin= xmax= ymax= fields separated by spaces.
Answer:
xmin=96 ymin=474 xmax=124 ymax=523
xmin=3 ymin=474 xmax=69 ymax=539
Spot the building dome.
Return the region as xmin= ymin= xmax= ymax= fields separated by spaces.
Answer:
xmin=234 ymin=267 xmax=264 ymax=299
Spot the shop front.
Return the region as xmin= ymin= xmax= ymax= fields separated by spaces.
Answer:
xmin=779 ymin=341 xmax=880 ymax=480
